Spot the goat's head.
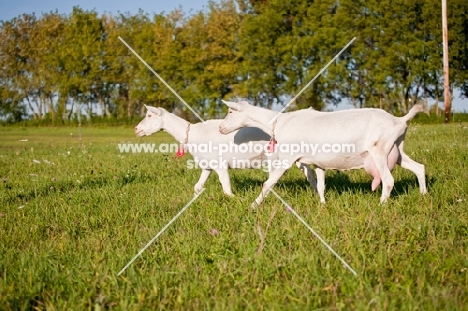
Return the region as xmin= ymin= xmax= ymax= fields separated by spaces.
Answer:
xmin=134 ymin=105 xmax=165 ymax=137
xmin=219 ymin=100 xmax=251 ymax=135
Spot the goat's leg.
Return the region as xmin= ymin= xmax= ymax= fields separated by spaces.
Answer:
xmin=194 ymin=169 xmax=212 ymax=194
xmin=398 ymin=152 xmax=427 ymax=195
xmin=214 ymin=169 xmax=234 ymax=197
xmin=295 ymin=162 xmax=317 ymax=189
xmin=315 ymin=168 xmax=326 ymax=203
xmin=253 ymin=167 xmax=288 ymax=208
xmin=368 ymin=148 xmax=394 ymax=203
xmin=294 ymin=162 xmax=326 ymax=203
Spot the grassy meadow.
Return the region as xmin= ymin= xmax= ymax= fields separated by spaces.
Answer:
xmin=0 ymin=123 xmax=467 ymax=310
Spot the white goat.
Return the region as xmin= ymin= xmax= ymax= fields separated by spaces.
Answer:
xmin=134 ymin=105 xmax=321 ymax=196
xmin=219 ymin=100 xmax=426 ymax=206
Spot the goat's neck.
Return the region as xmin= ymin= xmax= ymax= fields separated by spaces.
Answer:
xmin=245 ymin=107 xmax=279 ymax=135
xmin=162 ymin=113 xmax=190 ymax=143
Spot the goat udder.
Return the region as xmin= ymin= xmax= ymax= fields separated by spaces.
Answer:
xmin=387 ymin=144 xmax=400 ymax=171
xmin=363 ymin=144 xmax=400 ymax=191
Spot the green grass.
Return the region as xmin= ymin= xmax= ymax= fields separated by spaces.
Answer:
xmin=0 ymin=124 xmax=467 ymax=310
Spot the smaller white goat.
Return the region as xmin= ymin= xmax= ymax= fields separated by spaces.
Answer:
xmin=134 ymin=105 xmax=321 ymax=196
xmin=219 ymin=100 xmax=426 ymax=206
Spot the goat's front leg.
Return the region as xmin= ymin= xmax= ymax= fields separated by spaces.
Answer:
xmin=295 ymin=162 xmax=326 ymax=203
xmin=194 ymin=169 xmax=212 ymax=194
xmin=296 ymin=162 xmax=317 ymax=189
xmin=253 ymin=167 xmax=288 ymax=208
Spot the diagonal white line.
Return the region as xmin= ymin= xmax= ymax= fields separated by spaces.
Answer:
xmin=268 ymin=37 xmax=356 ymax=124
xmin=118 ymin=36 xmax=207 ymax=124
xmin=117 ymin=188 xmax=206 ymax=276
xmin=269 ymin=188 xmax=358 ymax=276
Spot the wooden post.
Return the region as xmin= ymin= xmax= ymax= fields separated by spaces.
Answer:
xmin=442 ymin=0 xmax=451 ymax=123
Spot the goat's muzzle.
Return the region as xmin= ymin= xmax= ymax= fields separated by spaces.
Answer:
xmin=134 ymin=127 xmax=144 ymax=136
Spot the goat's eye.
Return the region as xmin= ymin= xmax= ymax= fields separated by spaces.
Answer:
xmin=147 ymin=115 xmax=152 ymax=118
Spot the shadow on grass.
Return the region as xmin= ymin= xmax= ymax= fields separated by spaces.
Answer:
xmin=230 ymin=170 xmax=434 ymax=199
xmin=5 ymin=168 xmax=434 ymax=205
xmin=325 ymin=172 xmax=432 ymax=198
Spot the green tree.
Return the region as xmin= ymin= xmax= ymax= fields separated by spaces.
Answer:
xmin=279 ymin=0 xmax=345 ymax=110
xmin=1 ymin=0 xmax=467 ymax=123
xmin=173 ymin=0 xmax=240 ymax=118
xmin=0 ymin=85 xmax=25 ymax=122
xmin=0 ymin=14 xmax=43 ymax=119
xmin=234 ymin=0 xmax=344 ymax=110
xmin=234 ymin=0 xmax=290 ymax=108
xmin=29 ymin=12 xmax=66 ymax=122
xmin=58 ymin=7 xmax=105 ymax=121
xmin=448 ymin=0 xmax=468 ymax=99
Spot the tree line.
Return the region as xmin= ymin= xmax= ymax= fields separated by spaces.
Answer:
xmin=0 ymin=0 xmax=467 ymax=123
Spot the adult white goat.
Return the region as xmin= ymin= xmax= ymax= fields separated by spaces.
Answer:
xmin=219 ymin=100 xmax=426 ymax=206
xmin=134 ymin=105 xmax=321 ymax=196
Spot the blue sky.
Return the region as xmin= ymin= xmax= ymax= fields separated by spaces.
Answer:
xmin=0 ymin=0 xmax=209 ymax=22
xmin=1 ymin=0 xmax=466 ymax=111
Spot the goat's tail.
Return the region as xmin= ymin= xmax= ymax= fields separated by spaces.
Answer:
xmin=400 ymin=104 xmax=423 ymax=123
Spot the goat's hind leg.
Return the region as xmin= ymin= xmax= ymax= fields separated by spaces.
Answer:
xmin=368 ymin=148 xmax=394 ymax=203
xmin=398 ymin=151 xmax=427 ymax=195
xmin=315 ymin=168 xmax=325 ymax=203
xmin=396 ymin=140 xmax=426 ymax=195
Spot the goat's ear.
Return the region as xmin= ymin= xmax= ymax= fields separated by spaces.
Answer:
xmin=146 ymin=106 xmax=163 ymax=115
xmin=222 ymin=100 xmax=241 ymax=111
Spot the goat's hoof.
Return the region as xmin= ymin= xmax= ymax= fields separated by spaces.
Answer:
xmin=224 ymin=193 xmax=235 ymax=198
xmin=250 ymin=201 xmax=260 ymax=209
